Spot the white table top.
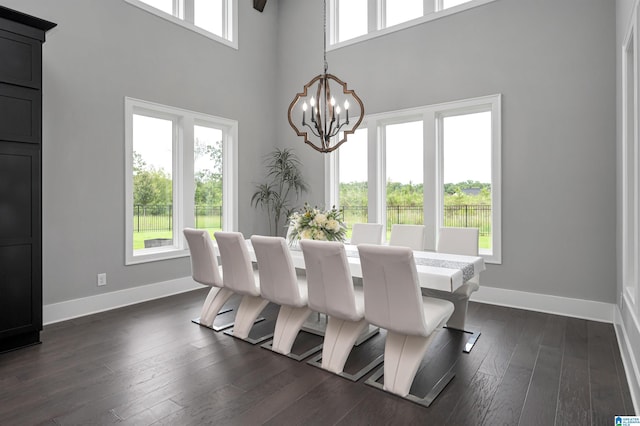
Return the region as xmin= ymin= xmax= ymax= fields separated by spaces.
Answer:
xmin=236 ymin=240 xmax=485 ymax=293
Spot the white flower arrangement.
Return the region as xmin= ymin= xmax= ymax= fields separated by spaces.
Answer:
xmin=288 ymin=203 xmax=347 ymax=244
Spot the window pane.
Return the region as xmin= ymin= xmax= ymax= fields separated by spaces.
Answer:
xmin=385 ymin=121 xmax=423 ymax=237
xmin=385 ymin=0 xmax=423 ymax=27
xmin=194 ymin=0 xmax=224 ymax=37
xmin=442 ymin=0 xmax=472 ymax=10
xmin=337 ymin=0 xmax=368 ymax=43
xmin=194 ymin=125 xmax=224 ymax=238
xmin=139 ymin=0 xmax=174 ymax=15
xmin=442 ymin=111 xmax=492 ymax=251
xmin=132 ymin=114 xmax=174 ymax=251
xmin=339 ymin=129 xmax=368 ymax=235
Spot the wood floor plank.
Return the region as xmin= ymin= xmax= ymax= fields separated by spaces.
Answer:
xmin=556 ymin=355 xmax=591 ymax=426
xmin=481 ymin=364 xmax=533 ymax=425
xmin=446 ymin=371 xmax=502 ymax=425
xmin=588 ymin=321 xmax=628 ymax=424
xmin=518 ymin=345 xmax=563 ymax=426
xmin=480 ymin=306 xmax=550 ymax=425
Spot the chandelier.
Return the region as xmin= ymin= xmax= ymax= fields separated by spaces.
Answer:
xmin=287 ymin=0 xmax=364 ymax=153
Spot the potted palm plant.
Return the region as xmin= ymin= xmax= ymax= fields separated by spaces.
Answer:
xmin=251 ymin=148 xmax=308 ymax=236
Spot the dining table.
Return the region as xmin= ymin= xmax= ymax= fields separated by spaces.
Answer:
xmin=244 ymin=240 xmax=485 ymax=291
xmin=223 ymin=239 xmax=486 ymax=351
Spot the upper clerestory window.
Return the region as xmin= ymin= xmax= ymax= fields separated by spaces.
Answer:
xmin=125 ymin=0 xmax=237 ymax=49
xmin=329 ymin=0 xmax=497 ymax=49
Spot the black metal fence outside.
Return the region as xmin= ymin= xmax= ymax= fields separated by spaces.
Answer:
xmin=133 ymin=205 xmax=222 ymax=232
xmin=133 ymin=204 xmax=491 ymax=236
xmin=340 ymin=205 xmax=491 ymax=236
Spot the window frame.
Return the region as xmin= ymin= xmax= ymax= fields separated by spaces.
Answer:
xmin=328 ymin=0 xmax=497 ymax=50
xmin=124 ymin=0 xmax=238 ymax=49
xmin=124 ymin=97 xmax=238 ymax=265
xmin=327 ymin=94 xmax=502 ymax=264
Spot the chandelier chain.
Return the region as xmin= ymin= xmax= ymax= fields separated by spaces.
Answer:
xmin=323 ymin=0 xmax=327 ymax=74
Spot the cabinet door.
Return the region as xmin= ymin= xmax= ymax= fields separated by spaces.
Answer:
xmin=0 ymin=142 xmax=41 ymax=338
xmin=0 ymin=83 xmax=40 ymax=144
xmin=0 ymin=28 xmax=41 ymax=89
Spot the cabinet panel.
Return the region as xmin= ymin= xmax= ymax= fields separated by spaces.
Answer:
xmin=0 ymin=28 xmax=40 ymax=88
xmin=0 ymin=83 xmax=40 ymax=144
xmin=0 ymin=149 xmax=34 ymax=239
xmin=0 ymin=244 xmax=33 ymax=334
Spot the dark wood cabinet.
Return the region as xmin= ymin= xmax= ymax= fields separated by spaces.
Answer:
xmin=0 ymin=6 xmax=55 ymax=353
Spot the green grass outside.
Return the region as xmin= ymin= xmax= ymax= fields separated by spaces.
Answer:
xmin=133 ymin=227 xmax=220 ymax=250
xmin=134 ymin=228 xmax=489 ymax=250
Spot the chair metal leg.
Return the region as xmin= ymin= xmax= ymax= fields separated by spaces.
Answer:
xmin=364 ymin=330 xmax=454 ymax=407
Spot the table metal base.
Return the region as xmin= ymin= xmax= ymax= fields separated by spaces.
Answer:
xmin=445 ymin=326 xmax=481 ymax=353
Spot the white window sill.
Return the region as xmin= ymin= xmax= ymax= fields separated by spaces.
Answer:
xmin=126 ymin=248 xmax=190 ymax=265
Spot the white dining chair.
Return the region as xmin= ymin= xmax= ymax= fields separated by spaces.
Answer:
xmin=422 ymin=227 xmax=481 ymax=352
xmin=214 ymin=231 xmax=270 ymax=344
xmin=251 ymin=235 xmax=321 ymax=360
xmin=349 ymin=223 xmax=384 ymax=245
xmin=300 ymin=239 xmax=382 ymax=381
xmin=358 ymin=243 xmax=455 ymax=407
xmin=388 ymin=224 xmax=426 ymax=250
xmin=183 ymin=228 xmax=234 ymax=331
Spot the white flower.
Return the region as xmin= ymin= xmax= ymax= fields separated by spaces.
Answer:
xmin=314 ymin=213 xmax=328 ymax=226
xmin=313 ymin=229 xmax=326 ymax=240
xmin=301 ymin=229 xmax=313 ymax=240
xmin=326 ymin=219 xmax=339 ymax=232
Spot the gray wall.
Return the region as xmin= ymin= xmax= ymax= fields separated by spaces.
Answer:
xmin=276 ymin=0 xmax=616 ymax=302
xmin=0 ymin=0 xmax=279 ymax=304
xmin=0 ymin=0 xmax=617 ymax=307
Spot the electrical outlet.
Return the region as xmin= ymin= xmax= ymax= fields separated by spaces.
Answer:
xmin=97 ymin=273 xmax=107 ymax=287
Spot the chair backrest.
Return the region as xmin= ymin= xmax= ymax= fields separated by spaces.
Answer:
xmin=350 ymin=223 xmax=384 ymax=245
xmin=300 ymin=239 xmax=362 ymax=321
xmin=357 ymin=244 xmax=430 ymax=336
xmin=214 ymin=231 xmax=260 ymax=296
xmin=251 ymin=235 xmax=306 ymax=307
xmin=183 ymin=228 xmax=222 ymax=287
xmin=388 ymin=224 xmax=426 ymax=250
xmin=437 ymin=227 xmax=479 ymax=256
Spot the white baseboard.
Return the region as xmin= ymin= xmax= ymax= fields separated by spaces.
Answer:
xmin=615 ymin=298 xmax=640 ymax=415
xmin=43 ymin=277 xmax=202 ymax=325
xmin=471 ymin=285 xmax=615 ymax=323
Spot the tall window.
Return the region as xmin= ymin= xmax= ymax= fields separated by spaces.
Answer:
xmin=384 ymin=120 xmax=424 ymax=239
xmin=440 ymin=111 xmax=492 ymax=252
xmin=194 ymin=124 xmax=224 ymax=235
xmin=125 ymin=0 xmax=237 ymax=48
xmin=338 ymin=128 xmax=368 ymax=235
xmin=125 ymin=98 xmax=237 ymax=265
xmin=329 ymin=0 xmax=492 ymax=46
xmin=331 ymin=94 xmax=501 ymax=263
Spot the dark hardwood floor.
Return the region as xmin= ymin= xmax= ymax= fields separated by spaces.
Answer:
xmin=0 ymin=288 xmax=634 ymax=425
